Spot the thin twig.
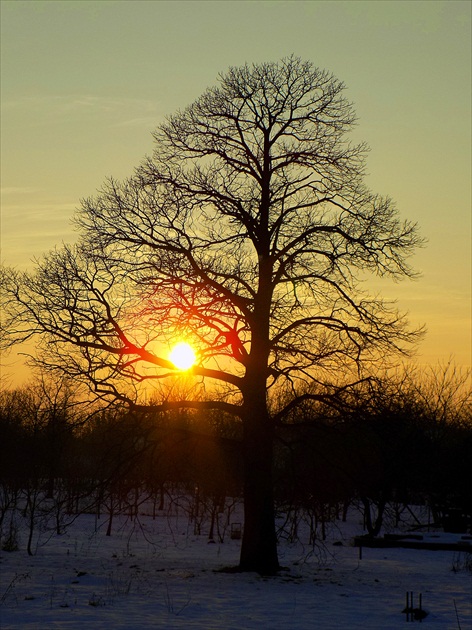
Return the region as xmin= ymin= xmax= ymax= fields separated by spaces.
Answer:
xmin=453 ymin=599 xmax=462 ymax=630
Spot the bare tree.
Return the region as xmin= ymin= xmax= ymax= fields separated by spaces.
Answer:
xmin=1 ymin=57 xmax=423 ymax=573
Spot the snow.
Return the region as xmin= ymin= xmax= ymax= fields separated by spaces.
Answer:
xmin=1 ymin=505 xmax=471 ymax=629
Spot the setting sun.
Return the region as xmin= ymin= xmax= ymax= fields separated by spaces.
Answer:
xmin=169 ymin=342 xmax=196 ymax=370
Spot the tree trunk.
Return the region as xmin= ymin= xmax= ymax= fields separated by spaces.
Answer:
xmin=239 ymin=402 xmax=279 ymax=574
xmin=237 ymin=242 xmax=280 ymax=574
xmin=361 ymin=495 xmax=387 ymax=537
xmin=26 ymin=491 xmax=37 ymax=556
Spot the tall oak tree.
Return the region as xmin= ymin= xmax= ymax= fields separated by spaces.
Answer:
xmin=1 ymin=58 xmax=422 ymax=573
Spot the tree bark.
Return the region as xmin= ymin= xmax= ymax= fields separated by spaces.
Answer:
xmin=239 ymin=391 xmax=279 ymax=574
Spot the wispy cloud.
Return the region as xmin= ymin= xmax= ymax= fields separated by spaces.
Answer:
xmin=112 ymin=116 xmax=162 ymax=129
xmin=2 ymin=94 xmax=162 ymax=129
xmin=0 ymin=187 xmax=41 ymax=196
xmin=1 ymin=201 xmax=78 ymax=268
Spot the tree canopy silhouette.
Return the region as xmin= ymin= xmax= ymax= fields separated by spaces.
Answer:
xmin=1 ymin=57 xmax=423 ymax=573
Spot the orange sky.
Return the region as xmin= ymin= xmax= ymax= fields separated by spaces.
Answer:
xmin=1 ymin=1 xmax=471 ymax=386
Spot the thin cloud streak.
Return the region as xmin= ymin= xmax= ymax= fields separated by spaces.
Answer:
xmin=2 ymin=94 xmax=162 ymax=121
xmin=1 ymin=187 xmax=41 ymax=195
xmin=1 ymin=202 xmax=78 ymax=268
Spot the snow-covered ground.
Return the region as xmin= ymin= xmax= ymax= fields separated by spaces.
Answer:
xmin=1 ymin=504 xmax=471 ymax=629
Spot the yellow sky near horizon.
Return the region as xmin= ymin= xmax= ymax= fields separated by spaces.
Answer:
xmin=1 ymin=0 xmax=471 ymax=386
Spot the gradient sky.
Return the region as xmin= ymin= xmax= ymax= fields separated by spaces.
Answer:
xmin=1 ymin=0 xmax=471 ymax=385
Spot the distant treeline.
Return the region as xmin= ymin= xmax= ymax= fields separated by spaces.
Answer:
xmin=0 ymin=365 xmax=470 ymax=553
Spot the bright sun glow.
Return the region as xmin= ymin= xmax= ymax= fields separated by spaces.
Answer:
xmin=169 ymin=342 xmax=196 ymax=370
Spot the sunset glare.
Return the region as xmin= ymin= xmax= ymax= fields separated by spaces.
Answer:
xmin=169 ymin=342 xmax=196 ymax=371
